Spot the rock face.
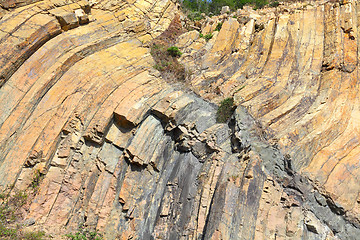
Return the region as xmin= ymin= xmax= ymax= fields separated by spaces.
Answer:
xmin=0 ymin=0 xmax=360 ymax=239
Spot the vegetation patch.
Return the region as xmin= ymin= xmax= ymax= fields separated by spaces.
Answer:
xmin=187 ymin=11 xmax=204 ymax=21
xmin=216 ymin=97 xmax=236 ymax=123
xmin=199 ymin=31 xmax=214 ymax=42
xmin=151 ymin=44 xmax=187 ymax=82
xmin=199 ymin=32 xmax=213 ymax=42
xmin=30 ymin=169 xmax=44 ymax=191
xmin=150 ymin=15 xmax=191 ymax=83
xmin=214 ymin=22 xmax=223 ymax=31
xmin=167 ymin=46 xmax=183 ymax=57
xmin=65 ymin=228 xmax=103 ymax=240
xmin=0 ymin=190 xmax=45 ymax=239
xmin=269 ymin=1 xmax=279 ymax=7
xmin=180 ymin=0 xmax=279 ymax=14
xmin=22 ymin=231 xmax=46 ymax=240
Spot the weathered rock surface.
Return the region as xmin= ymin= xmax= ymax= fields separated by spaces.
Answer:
xmin=0 ymin=0 xmax=360 ymax=239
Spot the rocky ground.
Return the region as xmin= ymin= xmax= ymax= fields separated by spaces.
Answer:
xmin=0 ymin=0 xmax=359 ymax=239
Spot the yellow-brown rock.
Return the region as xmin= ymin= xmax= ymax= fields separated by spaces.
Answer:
xmin=1 ymin=0 xmax=360 ymax=239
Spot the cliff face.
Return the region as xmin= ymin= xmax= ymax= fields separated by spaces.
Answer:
xmin=0 ymin=0 xmax=360 ymax=239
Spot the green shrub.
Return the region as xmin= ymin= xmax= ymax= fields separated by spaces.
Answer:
xmin=253 ymin=0 xmax=268 ymax=9
xmin=269 ymin=1 xmax=279 ymax=7
xmin=187 ymin=11 xmax=203 ymax=21
xmin=154 ymin=61 xmax=171 ymax=71
xmin=65 ymin=229 xmax=103 ymax=240
xmin=216 ymin=97 xmax=235 ymax=123
xmin=151 ymin=43 xmax=187 ymax=82
xmin=214 ymin=22 xmax=223 ymax=31
xmin=167 ymin=46 xmax=182 ymax=57
xmin=181 ymin=0 xmax=273 ymax=15
xmin=153 ymin=64 xmax=164 ymax=71
xmin=152 ymin=44 xmax=160 ymax=49
xmin=204 ymin=33 xmax=213 ymax=41
xmin=199 ymin=32 xmax=213 ymax=42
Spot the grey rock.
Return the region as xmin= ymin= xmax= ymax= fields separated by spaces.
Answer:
xmin=23 ymin=218 xmax=36 ymax=226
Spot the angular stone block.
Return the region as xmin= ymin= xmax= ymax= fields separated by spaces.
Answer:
xmin=52 ymin=10 xmax=79 ymax=30
xmin=74 ymin=8 xmax=89 ymax=25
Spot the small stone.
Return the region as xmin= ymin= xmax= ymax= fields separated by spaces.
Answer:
xmin=54 ymin=11 xmax=79 ymax=30
xmin=74 ymin=9 xmax=89 ymax=25
xmin=178 ymin=125 xmax=189 ymax=135
xmin=314 ymin=192 xmax=327 ymax=206
xmin=24 ymin=150 xmax=43 ymax=168
xmin=305 ymin=222 xmax=318 ymax=234
xmin=23 ymin=218 xmax=36 ymax=226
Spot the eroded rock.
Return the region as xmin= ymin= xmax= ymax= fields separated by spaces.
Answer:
xmin=0 ymin=0 xmax=359 ymax=239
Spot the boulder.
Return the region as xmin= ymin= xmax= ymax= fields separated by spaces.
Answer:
xmin=221 ymin=5 xmax=230 ymax=14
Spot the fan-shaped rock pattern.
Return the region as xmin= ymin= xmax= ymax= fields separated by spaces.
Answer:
xmin=0 ymin=0 xmax=360 ymax=239
xmin=180 ymin=0 xmax=360 ymax=226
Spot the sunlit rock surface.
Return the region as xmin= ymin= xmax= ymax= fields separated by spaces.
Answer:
xmin=0 ymin=0 xmax=360 ymax=239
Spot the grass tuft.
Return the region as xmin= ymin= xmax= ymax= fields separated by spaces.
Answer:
xmin=167 ymin=46 xmax=183 ymax=57
xmin=65 ymin=228 xmax=103 ymax=240
xmin=199 ymin=32 xmax=213 ymax=42
xmin=214 ymin=22 xmax=223 ymax=31
xmin=0 ymin=189 xmax=45 ymax=239
xmin=216 ymin=97 xmax=236 ymax=123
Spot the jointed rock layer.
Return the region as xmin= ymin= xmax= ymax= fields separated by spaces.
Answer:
xmin=0 ymin=0 xmax=360 ymax=239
